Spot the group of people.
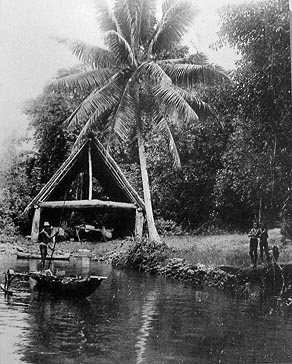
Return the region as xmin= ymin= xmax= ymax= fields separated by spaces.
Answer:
xmin=248 ymin=222 xmax=271 ymax=267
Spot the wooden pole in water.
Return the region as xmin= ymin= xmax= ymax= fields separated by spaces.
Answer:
xmin=47 ymin=235 xmax=57 ymax=270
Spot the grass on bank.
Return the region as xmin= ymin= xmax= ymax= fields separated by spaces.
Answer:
xmin=2 ymin=228 xmax=292 ymax=268
xmin=163 ymin=229 xmax=292 ymax=267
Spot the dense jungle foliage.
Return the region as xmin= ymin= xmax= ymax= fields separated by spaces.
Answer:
xmin=0 ymin=0 xmax=291 ymax=236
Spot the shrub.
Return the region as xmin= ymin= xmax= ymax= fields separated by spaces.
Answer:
xmin=155 ymin=218 xmax=183 ymax=236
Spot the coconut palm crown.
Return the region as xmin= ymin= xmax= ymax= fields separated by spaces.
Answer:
xmin=51 ymin=0 xmax=227 ymax=243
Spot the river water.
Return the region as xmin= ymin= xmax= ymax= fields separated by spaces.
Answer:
xmin=1 ymin=255 xmax=292 ymax=364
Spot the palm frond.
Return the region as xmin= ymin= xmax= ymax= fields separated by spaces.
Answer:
xmin=151 ymin=83 xmax=199 ymax=122
xmin=48 ymin=68 xmax=116 ymax=93
xmin=135 ymin=61 xmax=172 ymax=85
xmin=153 ymin=117 xmax=181 ymax=169
xmin=159 ymin=63 xmax=229 ymax=88
xmin=172 ymin=85 xmax=214 ymax=115
xmin=66 ymin=71 xmax=130 ymax=127
xmin=112 ymin=0 xmax=157 ymax=57
xmin=146 ymin=0 xmax=195 ymax=57
xmin=105 ymin=30 xmax=137 ymax=67
xmin=95 ymin=0 xmax=120 ymax=33
xmin=185 ymin=52 xmax=210 ymax=65
xmin=158 ymin=52 xmax=210 ymax=65
xmin=55 ymin=38 xmax=115 ymax=68
xmin=157 ymin=57 xmax=187 ymax=64
xmin=128 ymin=1 xmax=140 ymax=54
xmin=135 ymin=0 xmax=158 ymax=47
xmin=113 ymin=99 xmax=136 ymax=141
xmin=72 ymin=117 xmax=96 ymax=151
xmin=148 ymin=105 xmax=163 ymax=124
xmin=112 ymin=0 xmax=137 ymax=47
xmin=109 ymin=80 xmax=135 ymax=141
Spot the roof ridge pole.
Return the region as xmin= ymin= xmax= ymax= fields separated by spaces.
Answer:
xmin=88 ymin=140 xmax=93 ymax=201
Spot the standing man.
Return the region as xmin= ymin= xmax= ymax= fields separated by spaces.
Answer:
xmin=259 ymin=223 xmax=269 ymax=264
xmin=248 ymin=222 xmax=260 ymax=268
xmin=38 ymin=221 xmax=58 ymax=270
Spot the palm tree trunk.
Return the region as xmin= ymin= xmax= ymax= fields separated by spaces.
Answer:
xmin=136 ymin=119 xmax=161 ymax=244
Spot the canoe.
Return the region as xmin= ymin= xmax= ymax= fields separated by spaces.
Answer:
xmin=17 ymin=252 xmax=71 ymax=261
xmin=29 ymin=272 xmax=106 ymax=299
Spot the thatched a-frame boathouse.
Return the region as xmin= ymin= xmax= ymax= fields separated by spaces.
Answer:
xmin=24 ymin=137 xmax=145 ymax=242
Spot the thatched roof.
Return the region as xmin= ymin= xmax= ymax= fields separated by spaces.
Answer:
xmin=24 ymin=137 xmax=144 ymax=213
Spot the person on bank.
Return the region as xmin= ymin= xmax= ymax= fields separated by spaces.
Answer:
xmin=248 ymin=222 xmax=260 ymax=267
xmin=259 ymin=223 xmax=270 ymax=264
xmin=38 ymin=221 xmax=59 ymax=270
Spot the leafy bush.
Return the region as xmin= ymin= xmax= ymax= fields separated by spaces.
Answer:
xmin=155 ymin=218 xmax=183 ymax=236
xmin=0 ymin=216 xmax=19 ymax=243
xmin=113 ymin=238 xmax=170 ymax=270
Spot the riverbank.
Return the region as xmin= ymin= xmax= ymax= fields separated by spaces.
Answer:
xmin=1 ymin=228 xmax=290 ymax=265
xmin=1 ymin=229 xmax=292 ymax=294
xmin=108 ymin=229 xmax=292 ymax=296
xmin=165 ymin=228 xmax=291 ymax=266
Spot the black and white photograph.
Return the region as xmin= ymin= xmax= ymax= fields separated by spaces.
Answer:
xmin=0 ymin=0 xmax=292 ymax=363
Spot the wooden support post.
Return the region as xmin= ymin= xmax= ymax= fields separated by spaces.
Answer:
xmin=31 ymin=206 xmax=41 ymax=243
xmin=88 ymin=143 xmax=93 ymax=200
xmin=135 ymin=208 xmax=144 ymax=240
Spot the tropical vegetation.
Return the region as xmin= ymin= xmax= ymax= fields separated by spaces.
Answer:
xmin=1 ymin=0 xmax=291 ymax=240
xmin=47 ymin=0 xmax=227 ymax=242
xmin=214 ymin=0 xmax=292 ymax=230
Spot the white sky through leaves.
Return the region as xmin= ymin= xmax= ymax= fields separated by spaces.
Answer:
xmin=0 ymin=0 xmax=253 ymax=148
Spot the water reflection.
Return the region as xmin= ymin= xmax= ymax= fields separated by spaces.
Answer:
xmin=1 ymin=255 xmax=292 ymax=363
xmin=135 ymin=291 xmax=157 ymax=364
xmin=22 ymin=296 xmax=91 ymax=363
xmin=0 ymin=301 xmax=29 ymax=364
xmin=81 ymin=256 xmax=91 ymax=276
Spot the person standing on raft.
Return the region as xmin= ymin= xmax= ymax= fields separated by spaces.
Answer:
xmin=38 ymin=221 xmax=58 ymax=270
xmin=248 ymin=222 xmax=260 ymax=267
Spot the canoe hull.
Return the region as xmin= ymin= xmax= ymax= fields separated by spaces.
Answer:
xmin=29 ymin=273 xmax=105 ymax=299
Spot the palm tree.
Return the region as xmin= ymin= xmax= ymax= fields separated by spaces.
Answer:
xmin=51 ymin=0 xmax=227 ymax=243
